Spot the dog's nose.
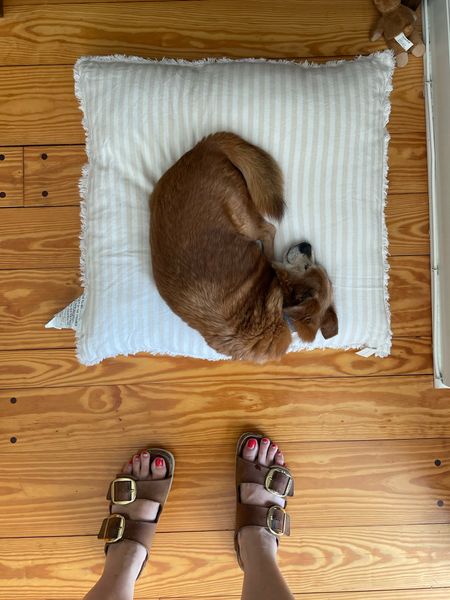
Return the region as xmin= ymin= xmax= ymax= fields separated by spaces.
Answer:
xmin=298 ymin=242 xmax=312 ymax=258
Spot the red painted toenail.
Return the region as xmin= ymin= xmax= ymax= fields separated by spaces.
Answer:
xmin=134 ymin=455 xmax=139 ymax=460
xmin=262 ymin=438 xmax=269 ymax=444
xmin=142 ymin=452 xmax=149 ymax=457
xmin=247 ymin=438 xmax=257 ymax=450
xmin=155 ymin=458 xmax=164 ymax=468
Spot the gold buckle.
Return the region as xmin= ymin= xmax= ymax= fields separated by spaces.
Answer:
xmin=265 ymin=466 xmax=292 ymax=498
xmin=110 ymin=477 xmax=137 ymax=505
xmin=99 ymin=514 xmax=125 ymax=544
xmin=266 ymin=505 xmax=287 ymax=536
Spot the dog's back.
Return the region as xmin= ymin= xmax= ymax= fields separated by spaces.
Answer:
xmin=150 ymin=132 xmax=291 ymax=361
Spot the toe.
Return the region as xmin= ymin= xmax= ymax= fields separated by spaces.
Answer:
xmin=242 ymin=437 xmax=258 ymax=462
xmin=258 ymin=437 xmax=270 ymax=465
xmin=132 ymin=453 xmax=141 ymax=478
xmin=140 ymin=451 xmax=151 ymax=478
xmin=275 ymin=450 xmax=285 ymax=466
xmin=267 ymin=442 xmax=278 ymax=465
xmin=151 ymin=456 xmax=167 ymax=480
xmin=122 ymin=459 xmax=133 ymax=474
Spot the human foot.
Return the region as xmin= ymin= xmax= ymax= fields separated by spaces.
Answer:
xmin=96 ymin=449 xmax=173 ymax=588
xmin=236 ymin=434 xmax=293 ymax=568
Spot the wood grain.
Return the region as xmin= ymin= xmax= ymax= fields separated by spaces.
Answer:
xmin=0 ymin=268 xmax=79 ymax=349
xmin=0 ymin=62 xmax=425 ymax=146
xmin=0 ymin=147 xmax=23 ymax=207
xmin=389 ymin=60 xmax=426 ymax=134
xmin=3 ymin=376 xmax=450 ymax=452
xmin=386 ymin=193 xmax=429 ymax=256
xmin=1 ymin=526 xmax=449 ymax=597
xmin=2 ymin=440 xmax=450 ymax=537
xmin=389 ymin=255 xmax=431 ymax=337
xmin=24 ymin=146 xmax=86 ymax=206
xmin=0 ymin=68 xmax=79 ymax=146
xmin=0 ymin=337 xmax=433 ymax=389
xmin=0 ymin=256 xmax=431 ymax=351
xmin=388 ymin=132 xmax=428 ymax=195
xmin=0 ymin=207 xmax=79 ymax=268
xmin=0 ymin=0 xmax=383 ymax=65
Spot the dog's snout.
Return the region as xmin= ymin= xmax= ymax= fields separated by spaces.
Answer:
xmin=298 ymin=242 xmax=312 ymax=258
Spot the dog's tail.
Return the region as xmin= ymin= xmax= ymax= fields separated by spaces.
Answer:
xmin=206 ymin=132 xmax=285 ymax=221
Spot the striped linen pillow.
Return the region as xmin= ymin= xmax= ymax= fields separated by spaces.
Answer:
xmin=47 ymin=52 xmax=394 ymax=365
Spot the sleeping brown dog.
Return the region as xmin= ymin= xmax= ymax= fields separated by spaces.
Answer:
xmin=150 ymin=132 xmax=338 ymax=362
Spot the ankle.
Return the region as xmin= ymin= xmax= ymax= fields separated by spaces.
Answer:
xmin=84 ymin=577 xmax=134 ymax=600
xmin=103 ymin=540 xmax=147 ymax=581
xmin=84 ymin=542 xmax=145 ymax=600
xmin=238 ymin=527 xmax=278 ymax=567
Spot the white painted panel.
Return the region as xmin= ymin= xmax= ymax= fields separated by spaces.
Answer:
xmin=424 ymin=0 xmax=450 ymax=387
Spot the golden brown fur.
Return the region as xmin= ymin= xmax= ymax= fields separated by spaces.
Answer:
xmin=150 ymin=132 xmax=338 ymax=362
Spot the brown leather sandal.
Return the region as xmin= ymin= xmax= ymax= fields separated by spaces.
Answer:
xmin=234 ymin=432 xmax=294 ymax=570
xmin=97 ymin=448 xmax=175 ymax=578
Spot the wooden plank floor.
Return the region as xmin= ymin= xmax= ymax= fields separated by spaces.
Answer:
xmin=1 ymin=1 xmax=449 ymax=599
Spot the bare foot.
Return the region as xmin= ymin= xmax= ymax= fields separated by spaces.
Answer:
xmin=238 ymin=436 xmax=287 ymax=566
xmin=84 ymin=451 xmax=167 ymax=600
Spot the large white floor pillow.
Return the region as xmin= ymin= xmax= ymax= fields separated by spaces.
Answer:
xmin=48 ymin=52 xmax=394 ymax=365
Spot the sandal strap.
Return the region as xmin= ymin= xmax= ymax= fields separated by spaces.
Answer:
xmin=98 ymin=514 xmax=157 ymax=549
xmin=236 ymin=456 xmax=294 ymax=497
xmin=236 ymin=503 xmax=291 ymax=537
xmin=99 ymin=449 xmax=175 ymax=580
xmin=107 ymin=474 xmax=172 ymax=508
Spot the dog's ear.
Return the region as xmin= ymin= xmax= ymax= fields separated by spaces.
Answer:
xmin=320 ymin=305 xmax=338 ymax=339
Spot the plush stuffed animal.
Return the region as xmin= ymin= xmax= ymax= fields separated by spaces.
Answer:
xmin=371 ymin=0 xmax=425 ymax=67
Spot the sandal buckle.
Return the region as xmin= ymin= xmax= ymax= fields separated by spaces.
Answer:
xmin=110 ymin=477 xmax=137 ymax=505
xmin=98 ymin=514 xmax=125 ymax=544
xmin=266 ymin=505 xmax=288 ymax=537
xmin=265 ymin=466 xmax=292 ymax=498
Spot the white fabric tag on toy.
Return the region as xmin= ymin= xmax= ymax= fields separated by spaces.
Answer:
xmin=395 ymin=32 xmax=414 ymax=51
